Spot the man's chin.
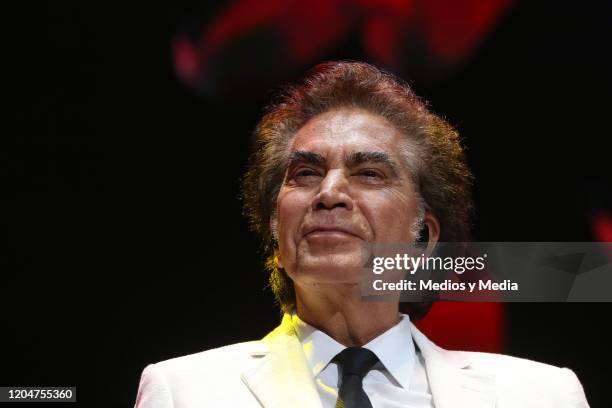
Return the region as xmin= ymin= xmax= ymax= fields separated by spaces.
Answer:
xmin=292 ymin=256 xmax=364 ymax=283
xmin=299 ymin=241 xmax=365 ymax=258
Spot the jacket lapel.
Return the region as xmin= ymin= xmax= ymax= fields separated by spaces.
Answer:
xmin=410 ymin=322 xmax=496 ymax=408
xmin=241 ymin=314 xmax=324 ymax=408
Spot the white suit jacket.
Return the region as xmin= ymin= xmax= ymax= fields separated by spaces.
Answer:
xmin=134 ymin=313 xmax=589 ymax=408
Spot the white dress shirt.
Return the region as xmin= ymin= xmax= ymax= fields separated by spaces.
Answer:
xmin=290 ymin=311 xmax=434 ymax=408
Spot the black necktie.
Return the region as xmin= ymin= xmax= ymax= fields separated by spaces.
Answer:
xmin=334 ymin=347 xmax=379 ymax=408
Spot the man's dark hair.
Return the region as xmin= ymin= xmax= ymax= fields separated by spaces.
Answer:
xmin=242 ymin=61 xmax=473 ymax=319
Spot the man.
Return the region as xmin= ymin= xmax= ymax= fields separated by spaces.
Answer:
xmin=134 ymin=61 xmax=589 ymax=407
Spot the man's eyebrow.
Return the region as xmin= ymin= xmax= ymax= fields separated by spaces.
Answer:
xmin=346 ymin=151 xmax=401 ymax=177
xmin=287 ymin=150 xmax=326 ymax=166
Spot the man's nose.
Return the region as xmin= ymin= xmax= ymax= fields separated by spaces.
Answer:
xmin=311 ymin=169 xmax=354 ymax=211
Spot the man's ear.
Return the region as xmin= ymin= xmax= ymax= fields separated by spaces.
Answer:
xmin=423 ymin=212 xmax=440 ymax=255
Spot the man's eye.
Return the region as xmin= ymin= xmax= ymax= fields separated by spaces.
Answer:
xmin=357 ymin=169 xmax=384 ymax=179
xmin=296 ymin=169 xmax=320 ymax=177
xmin=290 ymin=168 xmax=323 ymax=184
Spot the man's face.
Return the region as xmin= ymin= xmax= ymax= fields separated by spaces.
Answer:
xmin=274 ymin=108 xmax=423 ymax=286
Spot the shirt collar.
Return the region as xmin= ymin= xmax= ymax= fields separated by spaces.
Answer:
xmin=290 ymin=312 xmax=345 ymax=378
xmin=290 ymin=311 xmax=416 ymax=389
xmin=363 ymin=313 xmax=416 ymax=389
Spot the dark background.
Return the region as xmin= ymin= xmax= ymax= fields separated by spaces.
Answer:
xmin=4 ymin=1 xmax=611 ymax=407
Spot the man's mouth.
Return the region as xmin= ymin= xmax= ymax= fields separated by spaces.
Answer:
xmin=304 ymin=226 xmax=363 ymax=240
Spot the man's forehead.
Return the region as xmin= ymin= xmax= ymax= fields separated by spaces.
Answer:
xmin=296 ymin=108 xmax=399 ymax=136
xmin=289 ymin=108 xmax=405 ymax=155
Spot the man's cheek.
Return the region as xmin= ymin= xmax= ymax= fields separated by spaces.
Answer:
xmin=278 ymin=225 xmax=297 ymax=264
